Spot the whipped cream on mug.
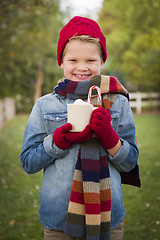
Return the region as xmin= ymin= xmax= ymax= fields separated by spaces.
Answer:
xmin=73 ymin=99 xmax=89 ymax=105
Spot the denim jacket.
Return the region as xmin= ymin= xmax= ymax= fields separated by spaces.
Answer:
xmin=20 ymin=92 xmax=139 ymax=230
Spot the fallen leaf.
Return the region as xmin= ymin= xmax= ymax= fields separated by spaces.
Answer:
xmin=35 ymin=185 xmax=39 ymax=190
xmin=9 ymin=219 xmax=16 ymax=226
xmin=29 ymin=189 xmax=33 ymax=195
xmin=1 ymin=178 xmax=8 ymax=189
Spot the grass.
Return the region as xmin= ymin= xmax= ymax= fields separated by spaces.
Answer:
xmin=0 ymin=115 xmax=43 ymax=240
xmin=0 ymin=114 xmax=160 ymax=240
xmin=123 ymin=114 xmax=160 ymax=240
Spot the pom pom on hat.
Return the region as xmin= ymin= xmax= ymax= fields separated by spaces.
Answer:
xmin=57 ymin=16 xmax=107 ymax=66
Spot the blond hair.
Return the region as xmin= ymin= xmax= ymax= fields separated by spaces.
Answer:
xmin=62 ymin=35 xmax=103 ymax=61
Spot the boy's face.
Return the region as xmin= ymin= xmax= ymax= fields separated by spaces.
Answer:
xmin=60 ymin=40 xmax=104 ymax=81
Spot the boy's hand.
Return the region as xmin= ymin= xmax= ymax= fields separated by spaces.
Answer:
xmin=90 ymin=108 xmax=119 ymax=150
xmin=53 ymin=123 xmax=94 ymax=150
xmin=64 ymin=124 xmax=94 ymax=144
xmin=53 ymin=123 xmax=73 ymax=150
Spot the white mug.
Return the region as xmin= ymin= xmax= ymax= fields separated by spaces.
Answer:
xmin=67 ymin=103 xmax=95 ymax=132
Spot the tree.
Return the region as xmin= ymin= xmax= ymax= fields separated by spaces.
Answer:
xmin=98 ymin=0 xmax=160 ymax=91
xmin=0 ymin=0 xmax=64 ymax=111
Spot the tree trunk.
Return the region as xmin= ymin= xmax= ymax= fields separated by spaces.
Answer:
xmin=34 ymin=60 xmax=44 ymax=102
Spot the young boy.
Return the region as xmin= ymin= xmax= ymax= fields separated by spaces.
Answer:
xmin=20 ymin=16 xmax=139 ymax=240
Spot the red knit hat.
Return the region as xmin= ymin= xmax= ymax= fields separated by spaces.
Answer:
xmin=57 ymin=16 xmax=107 ymax=66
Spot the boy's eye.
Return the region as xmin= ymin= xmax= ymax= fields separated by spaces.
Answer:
xmin=69 ymin=59 xmax=77 ymax=62
xmin=88 ymin=59 xmax=95 ymax=62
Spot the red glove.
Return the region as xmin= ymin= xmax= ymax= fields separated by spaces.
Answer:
xmin=90 ymin=108 xmax=119 ymax=149
xmin=64 ymin=124 xmax=94 ymax=143
xmin=53 ymin=123 xmax=94 ymax=150
xmin=53 ymin=123 xmax=73 ymax=150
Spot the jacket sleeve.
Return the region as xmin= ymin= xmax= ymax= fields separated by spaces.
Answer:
xmin=20 ymin=100 xmax=68 ymax=174
xmin=108 ymin=96 xmax=139 ymax=172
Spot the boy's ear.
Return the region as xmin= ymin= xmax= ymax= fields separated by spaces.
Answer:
xmin=60 ymin=63 xmax=64 ymax=69
xmin=100 ymin=60 xmax=104 ymax=71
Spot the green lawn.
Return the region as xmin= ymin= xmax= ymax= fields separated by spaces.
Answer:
xmin=0 ymin=114 xmax=160 ymax=240
xmin=123 ymin=114 xmax=160 ymax=240
xmin=0 ymin=115 xmax=43 ymax=240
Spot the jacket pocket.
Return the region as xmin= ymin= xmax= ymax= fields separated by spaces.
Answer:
xmin=44 ymin=112 xmax=67 ymax=134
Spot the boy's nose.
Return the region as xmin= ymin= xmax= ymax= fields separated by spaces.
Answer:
xmin=77 ymin=63 xmax=88 ymax=71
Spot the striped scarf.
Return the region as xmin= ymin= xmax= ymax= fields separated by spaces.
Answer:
xmin=55 ymin=75 xmax=140 ymax=240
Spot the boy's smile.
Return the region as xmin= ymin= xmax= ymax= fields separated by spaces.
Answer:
xmin=60 ymin=40 xmax=104 ymax=81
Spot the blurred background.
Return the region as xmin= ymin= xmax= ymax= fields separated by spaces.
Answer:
xmin=0 ymin=0 xmax=160 ymax=113
xmin=0 ymin=0 xmax=160 ymax=239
